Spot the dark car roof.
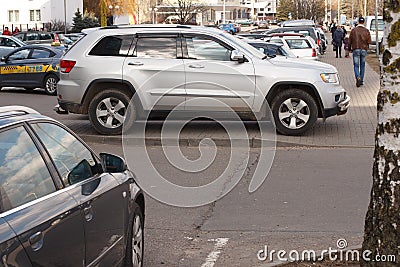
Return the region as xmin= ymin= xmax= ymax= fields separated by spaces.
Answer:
xmin=0 ymin=106 xmax=50 ymax=129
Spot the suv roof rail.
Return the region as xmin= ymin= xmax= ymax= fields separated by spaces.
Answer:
xmin=0 ymin=106 xmax=40 ymax=115
xmin=98 ymin=24 xmax=192 ymax=30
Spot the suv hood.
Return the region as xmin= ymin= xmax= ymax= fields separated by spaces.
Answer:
xmin=267 ymin=57 xmax=337 ymax=73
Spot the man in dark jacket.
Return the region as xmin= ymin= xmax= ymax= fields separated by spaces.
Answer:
xmin=348 ymin=17 xmax=372 ymax=87
xmin=333 ymin=26 xmax=344 ymax=58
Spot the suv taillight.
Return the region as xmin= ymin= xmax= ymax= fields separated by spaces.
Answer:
xmin=312 ymin=48 xmax=316 ymax=57
xmin=60 ymin=60 xmax=76 ymax=73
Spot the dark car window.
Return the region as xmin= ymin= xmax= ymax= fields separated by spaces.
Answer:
xmin=30 ymin=49 xmax=52 ymax=59
xmin=0 ymin=126 xmax=56 ymax=212
xmin=31 ymin=123 xmax=99 ymax=186
xmin=135 ymin=37 xmax=177 ymax=59
xmin=26 ymin=33 xmax=39 ymax=41
xmin=13 ymin=33 xmax=24 ymax=41
xmin=0 ymin=37 xmax=18 ymax=47
xmin=8 ymin=48 xmax=30 ymax=61
xmin=39 ymin=33 xmax=52 ymax=40
xmin=89 ymin=35 xmax=133 ymax=56
xmin=184 ymin=35 xmax=231 ymax=61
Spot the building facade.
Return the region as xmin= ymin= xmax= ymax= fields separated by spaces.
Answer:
xmin=1 ymin=0 xmax=83 ymax=31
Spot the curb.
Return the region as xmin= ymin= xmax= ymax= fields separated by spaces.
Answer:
xmin=78 ymin=134 xmax=374 ymax=149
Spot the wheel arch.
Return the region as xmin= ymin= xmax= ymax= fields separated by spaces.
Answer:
xmin=266 ymin=81 xmax=325 ymax=118
xmin=81 ymin=79 xmax=136 ymax=114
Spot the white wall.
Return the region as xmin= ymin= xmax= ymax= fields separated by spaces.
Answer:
xmin=0 ymin=0 xmax=82 ymax=28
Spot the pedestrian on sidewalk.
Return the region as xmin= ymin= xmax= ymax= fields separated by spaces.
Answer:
xmin=344 ymin=34 xmax=350 ymax=58
xmin=332 ymin=26 xmax=344 ymax=58
xmin=2 ymin=27 xmax=11 ymax=36
xmin=348 ymin=17 xmax=372 ymax=87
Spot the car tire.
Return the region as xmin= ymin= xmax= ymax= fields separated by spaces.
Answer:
xmin=43 ymin=74 xmax=59 ymax=95
xmin=88 ymin=89 xmax=132 ymax=135
xmin=271 ymin=89 xmax=318 ymax=136
xmin=124 ymin=206 xmax=144 ymax=267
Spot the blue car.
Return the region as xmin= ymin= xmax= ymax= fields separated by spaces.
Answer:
xmin=219 ymin=23 xmax=237 ymax=34
xmin=0 ymin=45 xmax=63 ymax=95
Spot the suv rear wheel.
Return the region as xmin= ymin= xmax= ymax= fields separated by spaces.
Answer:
xmin=88 ymin=89 xmax=131 ymax=135
xmin=271 ymin=89 xmax=318 ymax=135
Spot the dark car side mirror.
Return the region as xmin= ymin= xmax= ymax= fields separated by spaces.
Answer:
xmin=100 ymin=153 xmax=127 ymax=173
xmin=0 ymin=57 xmax=7 ymax=62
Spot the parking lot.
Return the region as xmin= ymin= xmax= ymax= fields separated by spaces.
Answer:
xmin=0 ymin=32 xmax=380 ymax=266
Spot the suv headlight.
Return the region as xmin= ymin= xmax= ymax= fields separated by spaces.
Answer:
xmin=320 ymin=73 xmax=339 ymax=83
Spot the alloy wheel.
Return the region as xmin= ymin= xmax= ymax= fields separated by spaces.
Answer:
xmin=132 ymin=214 xmax=143 ymax=267
xmin=278 ymin=98 xmax=310 ymax=130
xmin=96 ymin=97 xmax=126 ymax=129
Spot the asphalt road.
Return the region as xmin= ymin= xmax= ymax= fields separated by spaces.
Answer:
xmin=0 ymin=89 xmax=373 ymax=266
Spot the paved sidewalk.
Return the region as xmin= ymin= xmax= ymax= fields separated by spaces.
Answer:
xmin=63 ymin=37 xmax=379 ymax=148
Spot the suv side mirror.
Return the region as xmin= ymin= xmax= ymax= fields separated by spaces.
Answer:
xmin=100 ymin=153 xmax=127 ymax=173
xmin=231 ymin=50 xmax=246 ymax=63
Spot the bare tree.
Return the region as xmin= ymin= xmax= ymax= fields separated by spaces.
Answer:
xmin=277 ymin=0 xmax=324 ymax=21
xmin=161 ymin=0 xmax=208 ymax=24
xmin=361 ymin=0 xmax=400 ymax=266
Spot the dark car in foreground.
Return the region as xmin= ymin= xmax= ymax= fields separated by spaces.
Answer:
xmin=13 ymin=31 xmax=60 ymax=45
xmin=0 ymin=105 xmax=145 ymax=267
xmin=0 ymin=45 xmax=62 ymax=95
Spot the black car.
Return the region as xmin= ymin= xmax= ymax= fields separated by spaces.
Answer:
xmin=0 ymin=45 xmax=62 ymax=95
xmin=13 ymin=31 xmax=59 ymax=45
xmin=0 ymin=106 xmax=145 ymax=267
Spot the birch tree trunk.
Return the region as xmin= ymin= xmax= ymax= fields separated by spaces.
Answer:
xmin=362 ymin=1 xmax=400 ymax=266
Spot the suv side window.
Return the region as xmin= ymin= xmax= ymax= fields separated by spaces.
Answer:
xmin=31 ymin=123 xmax=100 ymax=186
xmin=184 ymin=35 xmax=232 ymax=61
xmin=135 ymin=36 xmax=177 ymax=59
xmin=89 ymin=35 xmax=134 ymax=56
xmin=0 ymin=126 xmax=56 ymax=212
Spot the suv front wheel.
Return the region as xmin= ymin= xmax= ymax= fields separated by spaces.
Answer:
xmin=88 ymin=89 xmax=131 ymax=135
xmin=271 ymin=89 xmax=318 ymax=136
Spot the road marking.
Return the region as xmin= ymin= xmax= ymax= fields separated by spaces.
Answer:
xmin=201 ymin=238 xmax=229 ymax=267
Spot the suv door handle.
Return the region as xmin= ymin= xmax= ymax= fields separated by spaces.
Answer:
xmin=128 ymin=62 xmax=144 ymax=66
xmin=188 ymin=64 xmax=205 ymax=69
xmin=29 ymin=231 xmax=43 ymax=251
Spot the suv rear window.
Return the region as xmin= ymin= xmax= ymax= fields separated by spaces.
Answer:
xmin=285 ymin=39 xmax=311 ymax=49
xmin=89 ymin=35 xmax=133 ymax=56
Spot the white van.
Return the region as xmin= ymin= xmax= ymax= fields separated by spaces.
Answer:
xmin=364 ymin=16 xmax=384 ymax=46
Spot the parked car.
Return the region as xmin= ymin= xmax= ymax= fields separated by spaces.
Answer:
xmin=13 ymin=31 xmax=60 ymax=46
xmin=236 ymin=33 xmax=266 ymax=40
xmin=281 ymin=19 xmax=316 ymax=28
xmin=0 ymin=105 xmax=145 ymax=267
xmin=218 ymin=23 xmax=237 ymax=34
xmin=316 ymin=27 xmax=327 ymax=54
xmin=0 ymin=45 xmax=62 ymax=95
xmin=257 ymin=20 xmax=269 ymax=29
xmin=266 ymin=35 xmax=318 ymax=60
xmin=235 ymin=19 xmax=254 ymax=26
xmin=246 ymin=41 xmax=296 ymax=58
xmin=266 ymin=26 xmax=322 ymax=55
xmin=0 ymin=35 xmax=26 ymax=58
xmin=55 ymin=25 xmax=350 ymax=136
xmin=364 ymin=16 xmax=384 ymax=46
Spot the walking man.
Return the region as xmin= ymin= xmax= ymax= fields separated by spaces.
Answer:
xmin=333 ymin=26 xmax=344 ymax=58
xmin=348 ymin=17 xmax=372 ymax=87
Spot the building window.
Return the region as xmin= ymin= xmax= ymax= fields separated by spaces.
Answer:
xmin=30 ymin=10 xmax=41 ymax=21
xmin=8 ymin=10 xmax=19 ymax=22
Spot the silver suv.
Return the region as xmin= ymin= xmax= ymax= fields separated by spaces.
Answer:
xmin=56 ymin=25 xmax=350 ymax=135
